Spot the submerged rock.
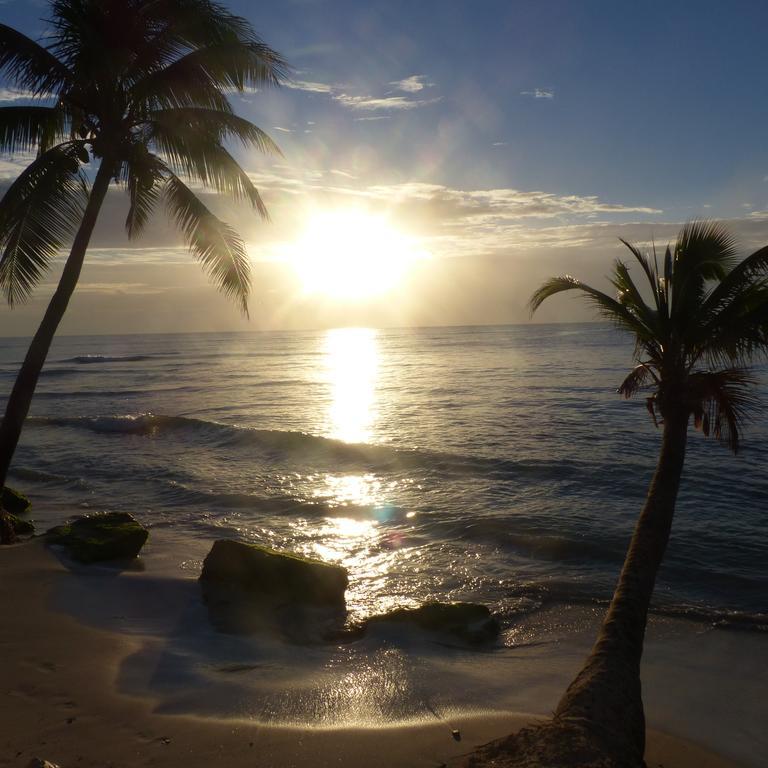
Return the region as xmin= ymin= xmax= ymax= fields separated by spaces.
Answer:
xmin=2 ymin=486 xmax=31 ymax=515
xmin=199 ymin=539 xmax=349 ymax=637
xmin=366 ymin=602 xmax=500 ymax=644
xmin=46 ymin=512 xmax=148 ymax=563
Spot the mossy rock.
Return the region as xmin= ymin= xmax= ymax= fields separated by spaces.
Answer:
xmin=46 ymin=512 xmax=148 ymax=563
xmin=2 ymin=486 xmax=31 ymax=515
xmin=367 ymin=601 xmax=500 ymax=644
xmin=200 ymin=539 xmax=348 ymax=606
xmin=9 ymin=514 xmax=34 ymax=536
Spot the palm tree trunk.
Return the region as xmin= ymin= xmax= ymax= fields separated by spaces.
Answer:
xmin=552 ymin=410 xmax=690 ymax=763
xmin=0 ymin=156 xmax=115 ymax=542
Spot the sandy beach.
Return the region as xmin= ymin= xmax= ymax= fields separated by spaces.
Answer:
xmin=0 ymin=538 xmax=752 ymax=768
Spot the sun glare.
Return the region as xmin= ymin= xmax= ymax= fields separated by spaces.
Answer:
xmin=324 ymin=327 xmax=378 ymax=443
xmin=287 ymin=209 xmax=427 ymax=300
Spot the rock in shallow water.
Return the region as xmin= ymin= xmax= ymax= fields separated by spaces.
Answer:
xmin=200 ymin=539 xmax=348 ymax=604
xmin=2 ymin=486 xmax=31 ymax=515
xmin=199 ymin=539 xmax=349 ymax=638
xmin=10 ymin=514 xmax=34 ymax=537
xmin=46 ymin=512 xmax=148 ymax=562
xmin=366 ymin=602 xmax=501 ymax=644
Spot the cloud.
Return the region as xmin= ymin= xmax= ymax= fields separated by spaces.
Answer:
xmin=51 ymin=281 xmax=168 ymax=295
xmin=283 ymin=74 xmax=440 ymax=113
xmin=0 ymin=87 xmax=42 ymax=102
xmin=272 ymin=126 xmax=292 ymax=133
xmin=236 ymin=169 xmax=666 ymax=260
xmin=0 ymin=153 xmax=36 ymax=178
xmin=521 ymin=88 xmax=555 ymax=100
xmin=284 ymin=79 xmax=334 ymax=94
xmin=333 ymin=93 xmax=441 ymax=111
xmin=389 ymin=75 xmax=434 ymax=93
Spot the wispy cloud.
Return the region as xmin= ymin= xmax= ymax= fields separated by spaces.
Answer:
xmin=0 ymin=87 xmax=44 ymax=102
xmin=521 ymin=88 xmax=555 ymax=100
xmin=389 ymin=75 xmax=434 ymax=93
xmin=284 ymin=79 xmax=334 ymax=94
xmin=283 ymin=74 xmax=440 ymax=113
xmin=333 ymin=93 xmax=439 ymax=111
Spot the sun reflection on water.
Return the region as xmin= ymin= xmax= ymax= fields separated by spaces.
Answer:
xmin=323 ymin=327 xmax=378 ymax=444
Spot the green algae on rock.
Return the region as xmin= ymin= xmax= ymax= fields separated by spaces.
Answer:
xmin=46 ymin=512 xmax=148 ymax=563
xmin=366 ymin=602 xmax=500 ymax=644
xmin=9 ymin=514 xmax=34 ymax=536
xmin=200 ymin=539 xmax=349 ymax=605
xmin=2 ymin=487 xmax=31 ymax=516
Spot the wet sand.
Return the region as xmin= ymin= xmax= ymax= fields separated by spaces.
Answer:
xmin=0 ymin=540 xmax=750 ymax=768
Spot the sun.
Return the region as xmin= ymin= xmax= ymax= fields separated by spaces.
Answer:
xmin=286 ymin=209 xmax=427 ymax=300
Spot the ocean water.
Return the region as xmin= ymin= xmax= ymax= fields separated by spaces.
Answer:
xmin=2 ymin=323 xmax=766 ymax=630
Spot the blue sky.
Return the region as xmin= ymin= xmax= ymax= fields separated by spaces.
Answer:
xmin=2 ymin=0 xmax=768 ymax=333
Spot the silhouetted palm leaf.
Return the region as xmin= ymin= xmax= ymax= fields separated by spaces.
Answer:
xmin=0 ymin=0 xmax=283 ymax=309
xmin=0 ymin=106 xmax=68 ymax=154
xmin=164 ymin=172 xmax=250 ymax=314
xmin=0 ymin=142 xmax=87 ymax=305
xmin=148 ymin=108 xmax=281 ymax=155
xmin=122 ymin=146 xmax=166 ymax=238
xmin=0 ymin=23 xmax=70 ymax=95
xmin=686 ymin=369 xmax=759 ymax=452
xmin=530 ymin=221 xmax=768 ymax=453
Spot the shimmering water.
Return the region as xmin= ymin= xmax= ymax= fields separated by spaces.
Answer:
xmin=2 ymin=323 xmax=767 ymax=627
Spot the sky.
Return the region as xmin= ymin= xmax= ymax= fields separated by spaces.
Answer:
xmin=2 ymin=0 xmax=768 ymax=335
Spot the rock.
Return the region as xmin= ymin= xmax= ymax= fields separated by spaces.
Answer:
xmin=366 ymin=602 xmax=500 ymax=644
xmin=46 ymin=512 xmax=148 ymax=562
xmin=199 ymin=539 xmax=348 ymax=637
xmin=2 ymin=486 xmax=31 ymax=515
xmin=10 ymin=514 xmax=34 ymax=536
xmin=200 ymin=539 xmax=348 ymax=605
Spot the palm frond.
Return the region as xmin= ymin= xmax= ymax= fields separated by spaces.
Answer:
xmin=150 ymin=123 xmax=267 ymax=217
xmin=675 ymin=220 xmax=738 ymax=279
xmin=0 ymin=23 xmax=70 ymax=96
xmin=698 ymin=285 xmax=768 ymax=367
xmin=619 ymin=237 xmax=660 ymax=308
xmin=129 ymin=52 xmax=234 ymax=113
xmin=699 ymin=244 xmax=768 ymax=321
xmin=121 ymin=146 xmax=167 ymax=238
xmin=617 ymin=363 xmax=659 ymax=399
xmin=610 ymin=259 xmax=662 ymax=339
xmin=147 ymin=1 xmax=289 ymax=80
xmin=529 ymin=275 xmax=658 ymax=355
xmin=671 ymin=220 xmax=739 ymax=327
xmin=163 ymin=172 xmax=250 ymax=314
xmin=0 ymin=106 xmax=68 ymax=155
xmin=685 ymin=368 xmax=759 ymax=453
xmin=0 ymin=141 xmax=87 ymax=305
xmin=148 ymin=108 xmax=281 ymax=155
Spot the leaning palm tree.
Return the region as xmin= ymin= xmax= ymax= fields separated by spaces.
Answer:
xmin=0 ymin=0 xmax=286 ymax=541
xmin=463 ymin=222 xmax=768 ymax=767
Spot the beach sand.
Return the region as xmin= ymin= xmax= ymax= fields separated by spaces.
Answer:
xmin=0 ymin=540 xmax=747 ymax=768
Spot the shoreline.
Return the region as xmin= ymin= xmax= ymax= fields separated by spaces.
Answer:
xmin=0 ymin=539 xmax=752 ymax=768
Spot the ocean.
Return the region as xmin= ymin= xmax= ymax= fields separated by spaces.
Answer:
xmin=2 ymin=322 xmax=766 ymax=629
xmin=3 ymin=322 xmax=768 ymax=752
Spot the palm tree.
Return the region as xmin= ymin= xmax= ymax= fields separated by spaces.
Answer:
xmin=0 ymin=0 xmax=286 ymax=541
xmin=464 ymin=222 xmax=768 ymax=767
